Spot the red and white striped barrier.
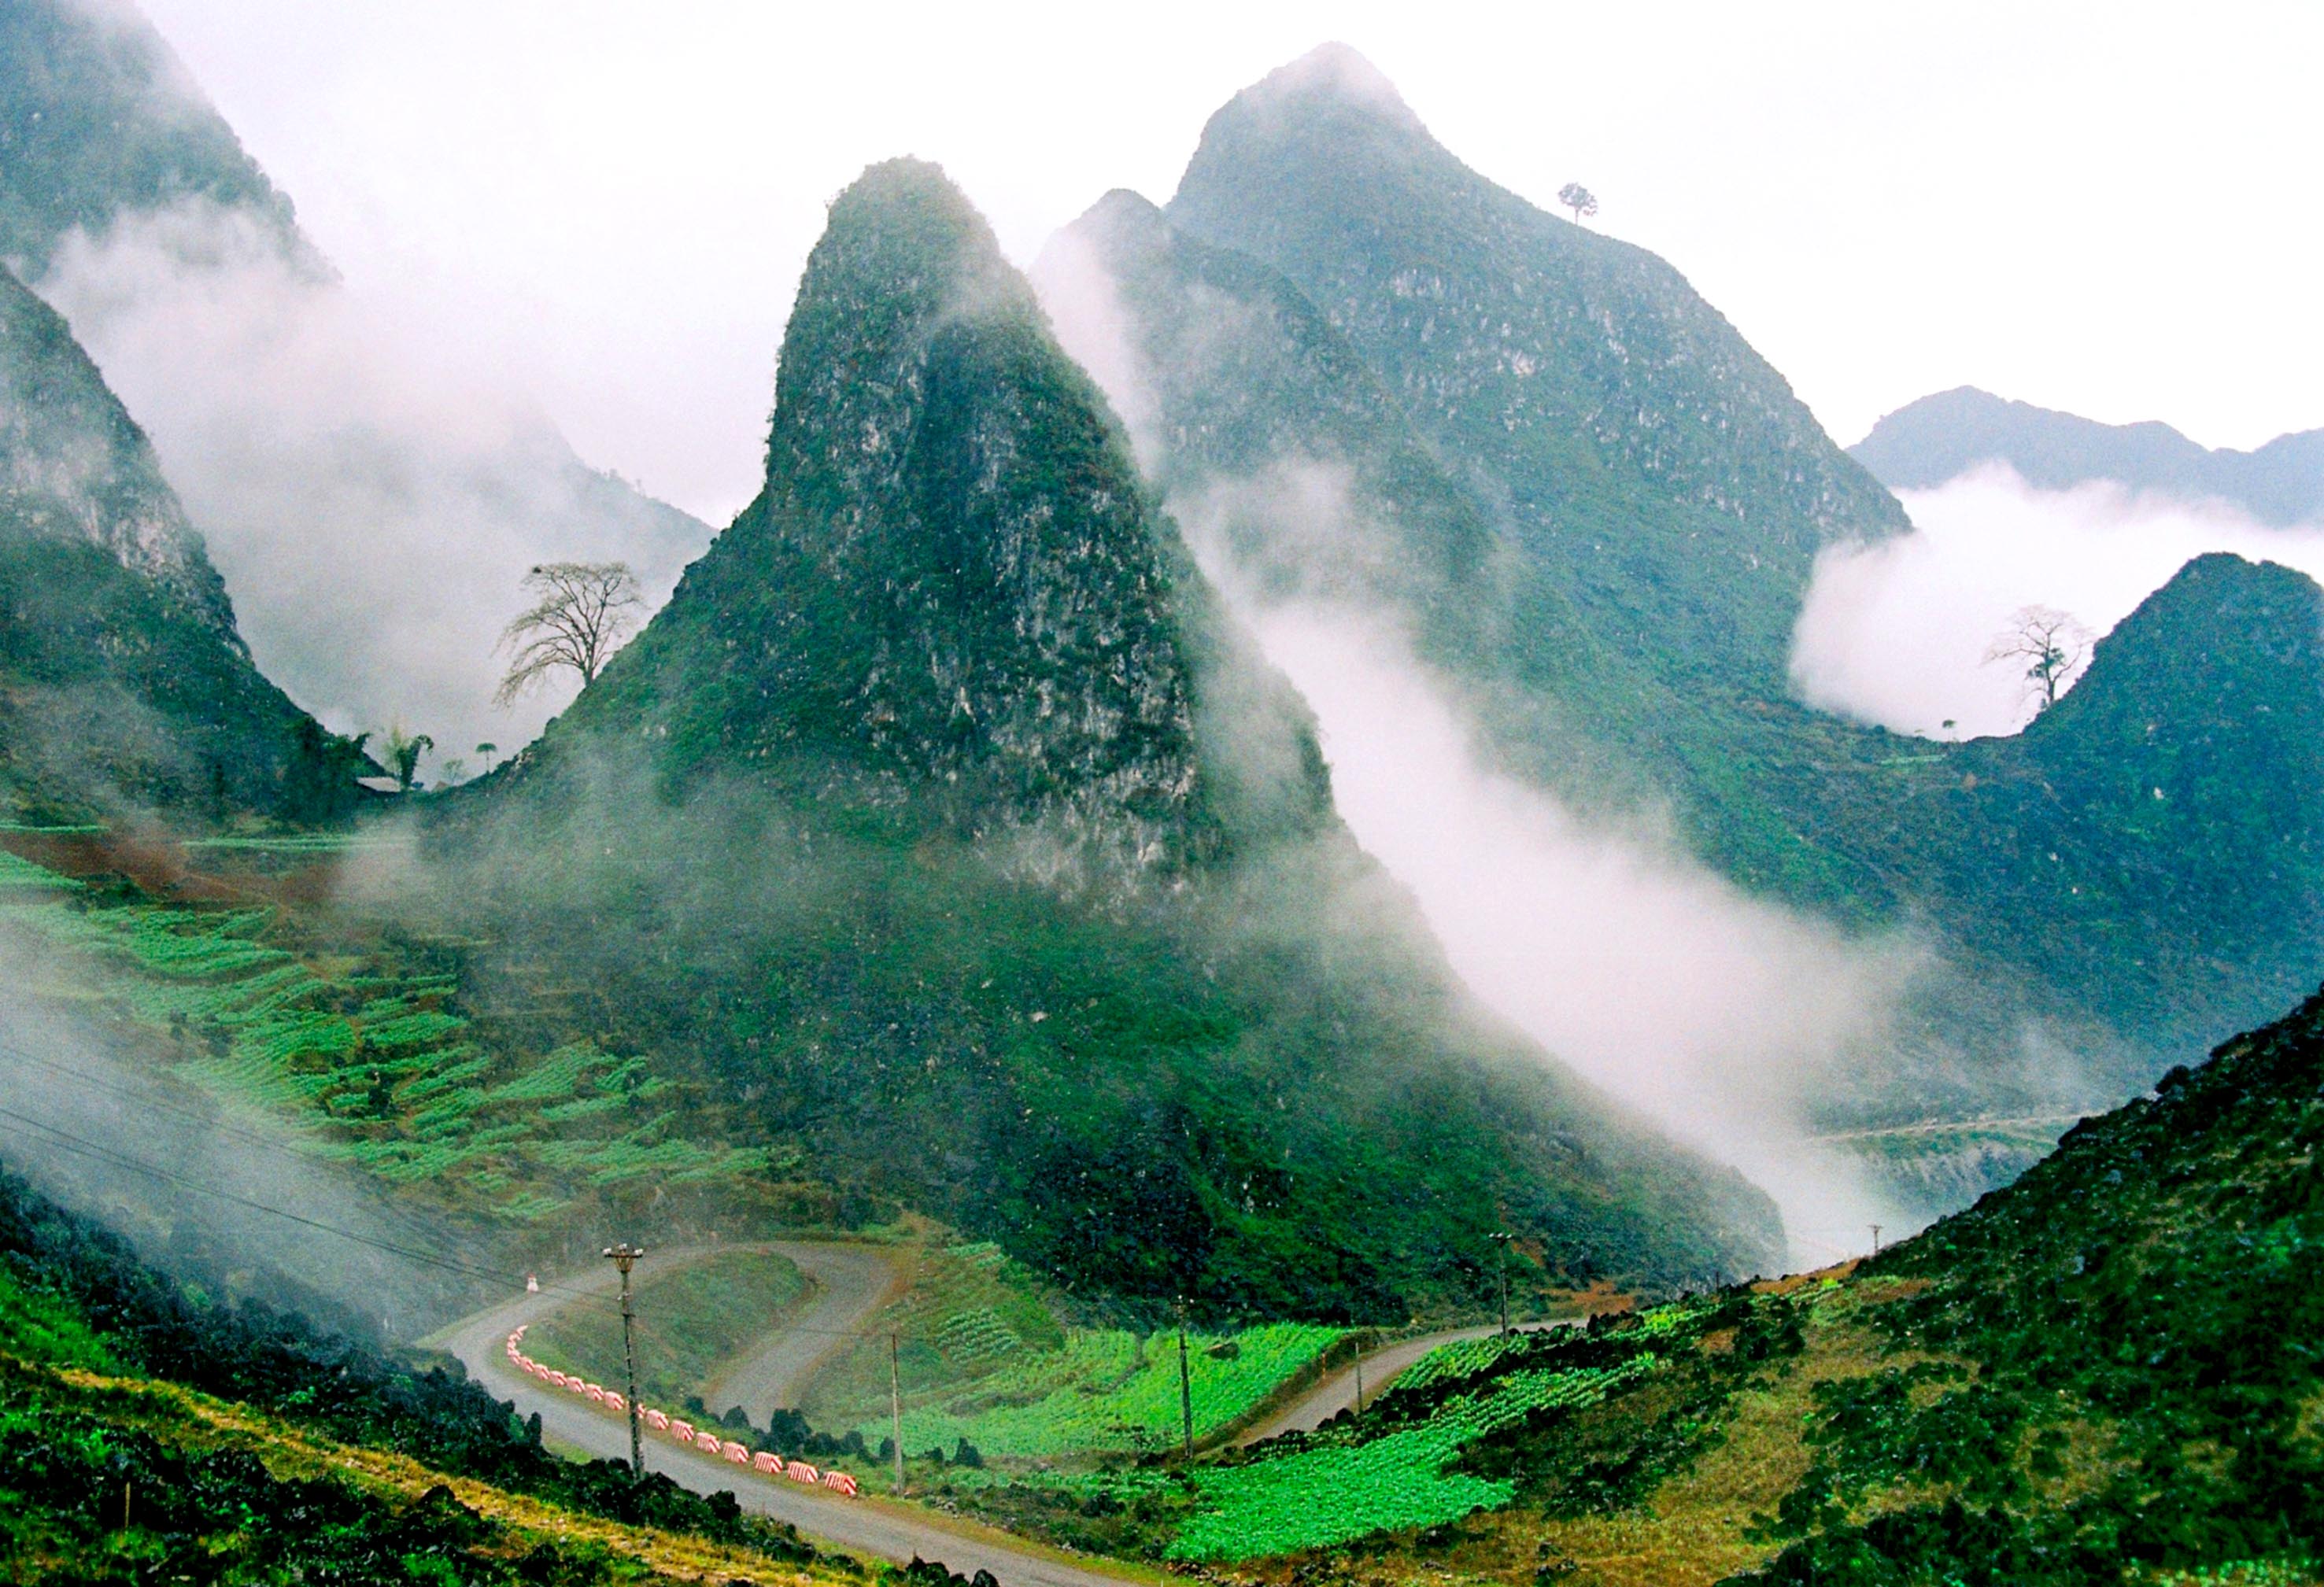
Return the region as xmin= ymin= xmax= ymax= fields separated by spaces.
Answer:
xmin=504 ymin=1327 xmax=860 ymax=1500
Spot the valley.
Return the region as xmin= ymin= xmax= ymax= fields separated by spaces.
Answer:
xmin=0 ymin=3 xmax=2318 ymax=1582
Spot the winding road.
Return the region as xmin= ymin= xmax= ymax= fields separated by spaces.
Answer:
xmin=435 ymin=1243 xmax=1577 ymax=1584
xmin=434 ymin=1246 xmax=1146 ymax=1587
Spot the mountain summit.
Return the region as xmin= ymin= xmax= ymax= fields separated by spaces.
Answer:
xmin=464 ymin=159 xmax=1780 ymax=1312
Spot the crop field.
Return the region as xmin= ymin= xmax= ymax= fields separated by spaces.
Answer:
xmin=0 ymin=847 xmax=774 ymax=1223
xmin=1165 ymin=1356 xmax=1659 ymax=1559
xmin=850 ymin=1319 xmax=1346 ymax=1459
xmin=523 ymin=1248 xmax=809 ymax=1410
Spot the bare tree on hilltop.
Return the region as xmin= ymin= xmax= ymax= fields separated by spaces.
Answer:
xmin=1985 ymin=604 xmax=2093 ymax=714
xmin=494 ymin=560 xmax=643 ymax=706
xmin=1557 ymin=182 xmax=1598 ymax=223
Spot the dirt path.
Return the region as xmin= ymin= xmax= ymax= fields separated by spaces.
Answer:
xmin=434 ymin=1249 xmax=1147 ymax=1587
xmin=1236 ymin=1319 xmax=1575 ymax=1445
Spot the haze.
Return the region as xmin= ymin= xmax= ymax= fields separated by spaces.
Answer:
xmin=138 ymin=0 xmax=2324 ymax=527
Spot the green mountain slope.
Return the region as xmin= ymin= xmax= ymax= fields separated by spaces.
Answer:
xmin=932 ymin=978 xmax=2324 ymax=1583
xmin=1854 ymin=385 xmax=2324 ymax=526
xmin=1047 ymin=46 xmax=2324 ymax=1157
xmin=0 ymin=259 xmax=334 ymax=820
xmin=449 ymin=159 xmax=1781 ymax=1316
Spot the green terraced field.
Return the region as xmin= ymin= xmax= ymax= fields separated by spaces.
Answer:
xmin=853 ymin=1320 xmax=1347 ymax=1459
xmin=0 ymin=847 xmax=774 ymax=1224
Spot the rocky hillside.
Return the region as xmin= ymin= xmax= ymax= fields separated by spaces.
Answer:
xmin=447 ymin=160 xmax=1782 ymax=1316
xmin=0 ymin=259 xmax=331 ymax=819
xmin=1854 ymin=385 xmax=2324 ymax=525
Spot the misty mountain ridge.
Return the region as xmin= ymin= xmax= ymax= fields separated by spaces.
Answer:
xmin=0 ymin=0 xmax=714 ymax=754
xmin=1855 ymin=385 xmax=2324 ymax=526
xmin=1036 ymin=45 xmax=2324 ymax=1214
xmin=445 ymin=156 xmax=1782 ymax=1312
xmin=0 ymin=257 xmax=328 ymax=819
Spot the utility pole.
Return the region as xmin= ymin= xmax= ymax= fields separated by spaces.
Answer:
xmin=1869 ymin=1224 xmax=1882 ymax=1256
xmin=603 ymin=1243 xmax=647 ymax=1479
xmin=1354 ymin=1349 xmax=1365 ymax=1416
xmin=1176 ymin=1297 xmax=1194 ymax=1459
xmin=889 ymin=1332 xmax=906 ymax=1493
xmin=1490 ymin=1232 xmax=1515 ymax=1336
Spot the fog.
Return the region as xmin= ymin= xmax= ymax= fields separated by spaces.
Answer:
xmin=1792 ymin=463 xmax=2324 ymax=740
xmin=0 ymin=921 xmax=486 ymax=1338
xmin=35 ymin=199 xmax=711 ymax=766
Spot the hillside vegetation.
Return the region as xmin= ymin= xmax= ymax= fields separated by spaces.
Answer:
xmin=0 ymin=263 xmax=334 ymax=822
xmin=936 ymin=980 xmax=2324 ymax=1583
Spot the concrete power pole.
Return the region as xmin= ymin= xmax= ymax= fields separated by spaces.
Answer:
xmin=889 ymin=1332 xmax=906 ymax=1493
xmin=603 ymin=1243 xmax=647 ymax=1479
xmin=1176 ymin=1298 xmax=1194 ymax=1459
xmin=1490 ymin=1232 xmax=1515 ymax=1336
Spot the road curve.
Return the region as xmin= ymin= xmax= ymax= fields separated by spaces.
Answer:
xmin=434 ymin=1250 xmax=1144 ymax=1587
xmin=1236 ymin=1320 xmax=1576 ymax=1445
xmin=705 ymin=1242 xmax=904 ymax=1426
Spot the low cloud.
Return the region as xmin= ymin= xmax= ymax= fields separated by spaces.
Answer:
xmin=1792 ymin=463 xmax=2324 ymax=740
xmin=35 ymin=200 xmax=711 ymax=766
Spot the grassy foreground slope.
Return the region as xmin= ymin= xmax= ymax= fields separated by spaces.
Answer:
xmin=0 ymin=1161 xmax=843 ymax=1586
xmin=444 ymin=158 xmax=1780 ymax=1318
xmin=948 ymin=978 xmax=2324 ymax=1581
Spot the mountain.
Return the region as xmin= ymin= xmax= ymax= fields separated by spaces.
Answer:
xmin=1854 ymin=385 xmax=2324 ymax=525
xmin=0 ymin=1161 xmax=833 ymax=1584
xmin=937 ymin=977 xmax=2324 ymax=1581
xmin=0 ymin=257 xmax=339 ymax=821
xmin=0 ymin=0 xmax=714 ymax=755
xmin=449 ymin=158 xmax=1783 ymax=1316
xmin=1039 ymin=46 xmax=2324 ymax=1182
xmin=1165 ymin=44 xmax=1912 ymax=699
xmin=0 ymin=0 xmax=303 ymax=278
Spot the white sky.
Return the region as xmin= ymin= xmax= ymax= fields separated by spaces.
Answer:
xmin=139 ymin=0 xmax=2324 ymax=526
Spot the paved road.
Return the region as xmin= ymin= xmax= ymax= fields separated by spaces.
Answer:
xmin=1236 ymin=1320 xmax=1576 ymax=1445
xmin=704 ymin=1242 xmax=903 ymax=1426
xmin=435 ymin=1250 xmax=1143 ymax=1587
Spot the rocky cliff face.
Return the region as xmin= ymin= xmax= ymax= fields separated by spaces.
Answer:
xmin=0 ymin=260 xmax=235 ymax=628
xmin=1166 ymin=44 xmax=1909 ymax=690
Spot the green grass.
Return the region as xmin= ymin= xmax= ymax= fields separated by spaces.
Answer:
xmin=522 ymin=1249 xmax=808 ymax=1411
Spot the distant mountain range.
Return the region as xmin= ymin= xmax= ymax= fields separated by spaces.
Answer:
xmin=1853 ymin=386 xmax=2324 ymax=525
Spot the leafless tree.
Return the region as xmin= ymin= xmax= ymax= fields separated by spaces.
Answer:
xmin=493 ymin=561 xmax=643 ymax=707
xmin=1557 ymin=182 xmax=1599 ymax=223
xmin=1984 ymin=605 xmax=2093 ymax=713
